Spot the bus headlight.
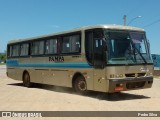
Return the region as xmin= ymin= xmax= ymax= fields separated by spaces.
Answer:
xmin=147 ymin=72 xmax=153 ymax=76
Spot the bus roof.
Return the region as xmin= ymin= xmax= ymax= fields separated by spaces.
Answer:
xmin=8 ymin=24 xmax=145 ymax=44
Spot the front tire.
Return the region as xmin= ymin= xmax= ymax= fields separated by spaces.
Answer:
xmin=74 ymin=76 xmax=88 ymax=94
xmin=23 ymin=72 xmax=32 ymax=87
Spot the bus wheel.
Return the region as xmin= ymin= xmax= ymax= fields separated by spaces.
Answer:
xmin=23 ymin=72 xmax=32 ymax=87
xmin=74 ymin=76 xmax=88 ymax=94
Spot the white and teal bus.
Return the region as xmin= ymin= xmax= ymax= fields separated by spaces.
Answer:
xmin=6 ymin=25 xmax=153 ymax=94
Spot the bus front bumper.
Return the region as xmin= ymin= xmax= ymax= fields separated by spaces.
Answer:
xmin=108 ymin=76 xmax=153 ymax=93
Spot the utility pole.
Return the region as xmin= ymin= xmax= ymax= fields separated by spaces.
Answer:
xmin=123 ymin=15 xmax=127 ymax=26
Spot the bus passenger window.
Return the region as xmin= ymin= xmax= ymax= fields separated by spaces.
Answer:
xmin=31 ymin=41 xmax=44 ymax=55
xmin=62 ymin=37 xmax=70 ymax=53
xmin=12 ymin=44 xmax=20 ymax=57
xmin=45 ymin=39 xmax=57 ymax=54
xmin=61 ymin=34 xmax=80 ymax=53
xmin=20 ymin=43 xmax=29 ymax=56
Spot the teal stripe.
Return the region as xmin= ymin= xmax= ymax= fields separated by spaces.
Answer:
xmin=6 ymin=60 xmax=92 ymax=68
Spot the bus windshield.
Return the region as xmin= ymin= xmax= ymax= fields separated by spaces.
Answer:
xmin=104 ymin=30 xmax=152 ymax=65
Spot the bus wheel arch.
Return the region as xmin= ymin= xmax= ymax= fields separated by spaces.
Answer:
xmin=22 ymin=70 xmax=32 ymax=87
xmin=72 ymin=72 xmax=88 ymax=94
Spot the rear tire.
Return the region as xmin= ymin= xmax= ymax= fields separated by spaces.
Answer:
xmin=74 ymin=76 xmax=88 ymax=95
xmin=23 ymin=72 xmax=32 ymax=87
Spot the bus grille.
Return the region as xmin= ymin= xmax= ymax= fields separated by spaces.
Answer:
xmin=126 ymin=81 xmax=145 ymax=89
xmin=125 ymin=73 xmax=146 ymax=78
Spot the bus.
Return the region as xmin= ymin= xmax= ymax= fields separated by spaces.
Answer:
xmin=6 ymin=25 xmax=153 ymax=94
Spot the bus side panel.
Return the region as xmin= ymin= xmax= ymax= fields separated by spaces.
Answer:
xmin=29 ymin=69 xmax=43 ymax=84
xmin=7 ymin=68 xmax=22 ymax=81
xmin=42 ymin=69 xmax=70 ymax=87
xmin=54 ymin=70 xmax=70 ymax=87
xmin=93 ymin=68 xmax=107 ymax=92
xmin=6 ymin=58 xmax=23 ymax=81
xmin=84 ymin=68 xmax=94 ymax=91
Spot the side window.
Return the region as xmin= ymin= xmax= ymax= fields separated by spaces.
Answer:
xmin=130 ymin=32 xmax=147 ymax=54
xmin=31 ymin=41 xmax=44 ymax=55
xmin=85 ymin=31 xmax=93 ymax=65
xmin=20 ymin=43 xmax=29 ymax=56
xmin=135 ymin=40 xmax=146 ymax=54
xmin=61 ymin=34 xmax=80 ymax=53
xmin=45 ymin=39 xmax=57 ymax=54
xmin=12 ymin=44 xmax=20 ymax=57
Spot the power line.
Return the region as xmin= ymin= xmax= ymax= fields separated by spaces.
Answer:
xmin=143 ymin=19 xmax=160 ymax=28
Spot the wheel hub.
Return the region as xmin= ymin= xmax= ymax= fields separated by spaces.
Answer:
xmin=78 ymin=81 xmax=86 ymax=91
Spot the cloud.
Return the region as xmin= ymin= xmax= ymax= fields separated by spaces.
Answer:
xmin=50 ymin=25 xmax=60 ymax=28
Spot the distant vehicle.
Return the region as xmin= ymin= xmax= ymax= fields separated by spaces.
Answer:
xmin=0 ymin=60 xmax=5 ymax=64
xmin=6 ymin=24 xmax=153 ymax=94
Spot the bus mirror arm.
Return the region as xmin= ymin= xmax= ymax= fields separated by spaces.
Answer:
xmin=147 ymin=39 xmax=150 ymax=53
xmin=103 ymin=45 xmax=107 ymax=51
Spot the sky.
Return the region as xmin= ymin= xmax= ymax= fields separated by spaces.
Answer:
xmin=0 ymin=0 xmax=160 ymax=54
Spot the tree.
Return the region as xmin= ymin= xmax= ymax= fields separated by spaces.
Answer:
xmin=0 ymin=53 xmax=6 ymax=61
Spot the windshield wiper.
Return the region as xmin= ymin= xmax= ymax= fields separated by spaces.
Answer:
xmin=134 ymin=46 xmax=147 ymax=64
xmin=129 ymin=32 xmax=148 ymax=64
